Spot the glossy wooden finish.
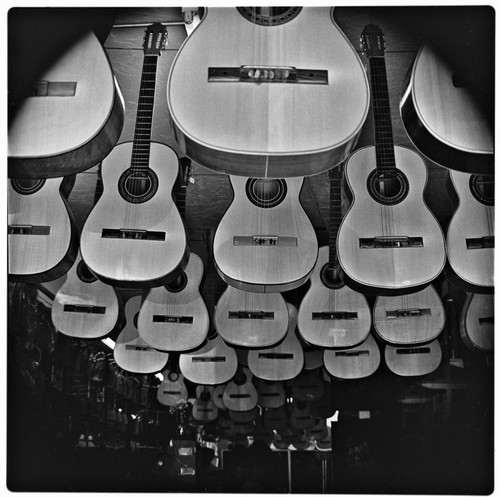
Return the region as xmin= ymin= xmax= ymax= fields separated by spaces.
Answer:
xmin=385 ymin=339 xmax=442 ymax=377
xmin=460 ymin=292 xmax=494 ymax=352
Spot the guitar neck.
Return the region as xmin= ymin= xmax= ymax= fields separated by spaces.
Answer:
xmin=328 ymin=167 xmax=342 ymax=266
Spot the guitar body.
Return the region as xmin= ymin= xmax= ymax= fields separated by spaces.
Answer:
xmin=385 ymin=339 xmax=442 ymax=376
xmin=156 ymin=369 xmax=189 ymax=407
xmin=445 ymin=170 xmax=494 ymax=293
xmin=51 ymin=252 xmax=121 ymax=338
xmin=400 ymin=43 xmax=493 ymax=175
xmin=255 ymin=379 xmax=286 ymax=408
xmin=80 ymin=142 xmax=188 ymax=287
xmin=460 ymin=292 xmax=494 ymax=352
xmin=192 ymin=386 xmax=218 ymax=422
xmin=323 ymin=333 xmax=381 ymax=380
xmin=213 ymin=384 xmax=228 ymax=411
xmin=290 ymin=400 xmax=314 ymax=430
xmin=215 ymin=285 xmax=289 ymax=347
xmin=214 ymin=175 xmax=318 ymax=292
xmin=8 ymin=30 xmax=124 ymax=179
xmin=291 ymin=370 xmax=325 ymax=402
xmin=8 ymin=175 xmax=78 ymax=282
xmin=262 ymin=406 xmax=288 ymax=431
xmin=167 ymin=7 xmax=369 ymax=178
xmin=222 ymin=368 xmax=258 ymax=412
xmin=373 ymin=284 xmax=445 ymax=345
xmin=338 ymin=146 xmax=446 ymax=295
xmin=113 ymin=296 xmax=169 ymax=374
xmin=298 ymin=246 xmax=371 ymax=347
xmin=138 ymin=253 xmax=209 ymax=351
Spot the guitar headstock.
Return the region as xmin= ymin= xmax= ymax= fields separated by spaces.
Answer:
xmin=360 ymin=24 xmax=386 ymax=58
xmin=143 ymin=23 xmax=168 ymax=55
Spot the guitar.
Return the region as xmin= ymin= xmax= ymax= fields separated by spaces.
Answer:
xmin=254 ymin=378 xmax=286 ymax=409
xmin=400 ymin=43 xmax=493 ymax=175
xmin=213 ymin=384 xmax=228 ymax=411
xmin=247 ymin=303 xmax=304 ymax=381
xmin=192 ymin=385 xmax=218 ymax=423
xmin=214 ymin=175 xmax=318 ymax=293
xmin=167 ymin=7 xmax=370 ymax=178
xmin=460 ymin=292 xmax=494 ymax=353
xmin=338 ymin=24 xmax=446 ymax=296
xmin=156 ymin=355 xmax=189 ymax=407
xmin=290 ymin=370 xmax=325 ymax=402
xmin=323 ymin=333 xmax=381 ymax=380
xmin=385 ymin=339 xmax=442 ymax=377
xmin=8 ymin=28 xmax=124 ymax=179
xmin=80 ymin=23 xmax=188 ymax=288
xmin=8 ymin=175 xmax=78 ymax=282
xmin=262 ymin=405 xmax=288 ymax=431
xmin=373 ymin=284 xmax=445 ymax=345
xmin=445 ymin=170 xmax=494 ymax=293
xmin=297 ymin=167 xmax=371 ymax=347
xmin=290 ymin=400 xmax=314 ymax=430
xmin=113 ymin=295 xmax=169 ymax=374
xmin=222 ymin=366 xmax=258 ymax=412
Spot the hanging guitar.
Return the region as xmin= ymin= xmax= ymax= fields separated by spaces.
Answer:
xmin=460 ymin=292 xmax=494 ymax=353
xmin=80 ymin=23 xmax=188 ymax=288
xmin=384 ymin=339 xmax=442 ymax=377
xmin=214 ymin=175 xmax=318 ymax=293
xmin=167 ymin=7 xmax=370 ymax=178
xmin=156 ymin=355 xmax=189 ymax=407
xmin=297 ymin=166 xmax=371 ymax=347
xmin=192 ymin=385 xmax=219 ymax=423
xmin=254 ymin=378 xmax=286 ymax=409
xmin=337 ymin=24 xmax=446 ymax=295
xmin=222 ymin=366 xmax=258 ymax=412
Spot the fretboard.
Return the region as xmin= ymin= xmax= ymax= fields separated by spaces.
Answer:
xmin=328 ymin=168 xmax=343 ymax=266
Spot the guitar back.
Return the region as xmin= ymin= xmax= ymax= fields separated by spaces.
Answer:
xmin=385 ymin=339 xmax=442 ymax=377
xmin=460 ymin=292 xmax=494 ymax=352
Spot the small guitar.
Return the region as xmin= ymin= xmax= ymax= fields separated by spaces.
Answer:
xmin=247 ymin=303 xmax=304 ymax=381
xmin=297 ymin=167 xmax=371 ymax=347
xmin=213 ymin=175 xmax=318 ymax=293
xmin=400 ymin=42 xmax=493 ymax=175
xmin=192 ymin=385 xmax=218 ymax=423
xmin=262 ymin=405 xmax=288 ymax=431
xmin=167 ymin=7 xmax=370 ymax=178
xmin=290 ymin=370 xmax=325 ymax=402
xmin=460 ymin=292 xmax=494 ymax=353
xmin=8 ymin=175 xmax=78 ymax=282
xmin=445 ymin=170 xmax=494 ymax=293
xmin=255 ymin=378 xmax=286 ymax=409
xmin=8 ymin=28 xmax=124 ymax=179
xmin=373 ymin=284 xmax=445 ymax=345
xmin=80 ymin=24 xmax=188 ymax=288
xmin=385 ymin=339 xmax=442 ymax=377
xmin=290 ymin=400 xmax=315 ymax=430
xmin=213 ymin=384 xmax=228 ymax=411
xmin=222 ymin=366 xmax=258 ymax=412
xmin=156 ymin=355 xmax=189 ymax=407
xmin=338 ymin=24 xmax=446 ymax=295
xmin=113 ymin=295 xmax=169 ymax=374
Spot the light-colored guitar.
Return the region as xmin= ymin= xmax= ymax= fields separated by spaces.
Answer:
xmin=156 ymin=356 xmax=189 ymax=407
xmin=384 ymin=339 xmax=442 ymax=377
xmin=254 ymin=378 xmax=286 ymax=409
xmin=8 ymin=175 xmax=78 ymax=282
xmin=373 ymin=284 xmax=445 ymax=345
xmin=445 ymin=170 xmax=494 ymax=293
xmin=80 ymin=24 xmax=188 ymax=288
xmin=214 ymin=175 xmax=318 ymax=293
xmin=338 ymin=25 xmax=446 ymax=295
xmin=167 ymin=7 xmax=369 ymax=178
xmin=460 ymin=292 xmax=494 ymax=353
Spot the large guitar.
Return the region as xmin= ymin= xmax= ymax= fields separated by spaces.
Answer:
xmin=214 ymin=175 xmax=318 ymax=293
xmin=8 ymin=26 xmax=124 ymax=179
xmin=297 ymin=167 xmax=371 ymax=347
xmin=8 ymin=175 xmax=78 ymax=282
xmin=384 ymin=339 xmax=442 ymax=377
xmin=80 ymin=23 xmax=188 ymax=288
xmin=460 ymin=292 xmax=494 ymax=353
xmin=337 ymin=24 xmax=446 ymax=295
xmin=167 ymin=7 xmax=370 ymax=178
xmin=445 ymin=170 xmax=494 ymax=293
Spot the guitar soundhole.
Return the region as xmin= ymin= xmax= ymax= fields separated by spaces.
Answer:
xmin=76 ymin=260 xmax=98 ymax=283
xmin=237 ymin=7 xmax=302 ymax=26
xmin=11 ymin=178 xmax=45 ymax=195
xmin=234 ymin=370 xmax=247 ymax=386
xmin=167 ymin=371 xmax=179 ymax=383
xmin=320 ymin=263 xmax=344 ymax=289
xmin=367 ymin=169 xmax=409 ymax=205
xmin=118 ymin=169 xmax=158 ymax=204
xmin=246 ymin=178 xmax=287 ymax=208
xmin=165 ymin=272 xmax=188 ymax=293
xmin=470 ymin=175 xmax=494 ymax=206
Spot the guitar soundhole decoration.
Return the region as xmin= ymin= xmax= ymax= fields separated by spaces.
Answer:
xmin=320 ymin=263 xmax=344 ymax=289
xmin=367 ymin=169 xmax=409 ymax=205
xmin=133 ymin=312 xmax=140 ymax=328
xmin=470 ymin=175 xmax=494 ymax=206
xmin=11 ymin=178 xmax=45 ymax=195
xmin=237 ymin=7 xmax=302 ymax=26
xmin=76 ymin=260 xmax=98 ymax=283
xmin=165 ymin=272 xmax=188 ymax=293
xmin=246 ymin=178 xmax=287 ymax=208
xmin=118 ymin=168 xmax=159 ymax=204
xmin=167 ymin=371 xmax=179 ymax=382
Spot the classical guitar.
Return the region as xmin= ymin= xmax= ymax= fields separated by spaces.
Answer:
xmin=214 ymin=175 xmax=318 ymax=293
xmin=400 ymin=43 xmax=493 ymax=175
xmin=113 ymin=295 xmax=169 ymax=374
xmin=167 ymin=7 xmax=369 ymax=178
xmin=445 ymin=170 xmax=494 ymax=294
xmin=156 ymin=355 xmax=189 ymax=407
xmin=338 ymin=25 xmax=446 ymax=295
xmin=460 ymin=292 xmax=494 ymax=353
xmin=290 ymin=399 xmax=314 ymax=430
xmin=8 ymin=28 xmax=124 ymax=179
xmin=384 ymin=339 xmax=442 ymax=377
xmin=80 ymin=23 xmax=188 ymax=288
xmin=262 ymin=405 xmax=288 ymax=431
xmin=8 ymin=175 xmax=78 ymax=282
xmin=192 ymin=385 xmax=218 ymax=423
xmin=213 ymin=384 xmax=228 ymax=411
xmin=222 ymin=366 xmax=258 ymax=412
xmin=297 ymin=166 xmax=371 ymax=346
xmin=373 ymin=284 xmax=445 ymax=345
xmin=254 ymin=378 xmax=286 ymax=409
xmin=247 ymin=303 xmax=304 ymax=381
xmin=290 ymin=370 xmax=325 ymax=402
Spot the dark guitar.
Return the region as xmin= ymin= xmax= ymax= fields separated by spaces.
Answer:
xmin=460 ymin=292 xmax=494 ymax=353
xmin=222 ymin=366 xmax=258 ymax=412
xmin=337 ymin=24 xmax=446 ymax=295
xmin=255 ymin=378 xmax=286 ymax=409
xmin=192 ymin=385 xmax=218 ymax=423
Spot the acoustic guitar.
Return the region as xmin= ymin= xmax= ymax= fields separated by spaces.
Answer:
xmin=373 ymin=284 xmax=445 ymax=345
xmin=80 ymin=23 xmax=188 ymax=288
xmin=337 ymin=24 xmax=446 ymax=295
xmin=290 ymin=399 xmax=315 ymax=430
xmin=297 ymin=167 xmax=371 ymax=346
xmin=167 ymin=7 xmax=369 ymax=178
xmin=8 ymin=29 xmax=124 ymax=179
xmin=262 ymin=405 xmax=288 ymax=431
xmin=445 ymin=170 xmax=494 ymax=294
xmin=192 ymin=385 xmax=218 ymax=423
xmin=214 ymin=175 xmax=318 ymax=293
xmin=385 ymin=339 xmax=442 ymax=377
xmin=222 ymin=366 xmax=258 ymax=412
xmin=254 ymin=378 xmax=286 ymax=409
xmin=400 ymin=43 xmax=493 ymax=175
xmin=156 ymin=355 xmax=189 ymax=407
xmin=8 ymin=175 xmax=78 ymax=282
xmin=290 ymin=370 xmax=325 ymax=402
xmin=113 ymin=295 xmax=169 ymax=374
xmin=460 ymin=292 xmax=494 ymax=353
xmin=213 ymin=384 xmax=228 ymax=411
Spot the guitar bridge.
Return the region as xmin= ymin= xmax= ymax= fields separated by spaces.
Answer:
xmin=101 ymin=228 xmax=166 ymax=241
xmin=359 ymin=236 xmax=423 ymax=248
xmin=233 ymin=235 xmax=297 ymax=247
xmin=386 ymin=308 xmax=431 ymax=319
xmin=208 ymin=66 xmax=328 ymax=84
xmin=8 ymin=225 xmax=50 ymax=235
xmin=63 ymin=304 xmax=106 ymax=314
xmin=335 ymin=350 xmax=369 ymax=357
xmin=312 ymin=311 xmax=358 ymax=320
xmin=153 ymin=315 xmax=194 ymax=324
xmin=228 ymin=311 xmax=274 ymax=320
xmin=466 ymin=236 xmax=494 ymax=249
